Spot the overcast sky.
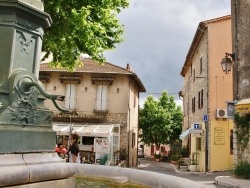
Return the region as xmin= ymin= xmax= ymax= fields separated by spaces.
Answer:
xmin=104 ymin=0 xmax=231 ymax=106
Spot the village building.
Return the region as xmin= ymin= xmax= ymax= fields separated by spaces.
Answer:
xmin=180 ymin=15 xmax=234 ymax=172
xmin=39 ymin=58 xmax=146 ymax=167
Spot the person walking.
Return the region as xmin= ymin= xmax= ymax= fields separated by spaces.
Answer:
xmin=68 ymin=133 xmax=80 ymax=163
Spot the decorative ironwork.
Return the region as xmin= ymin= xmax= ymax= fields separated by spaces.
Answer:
xmin=7 ymin=93 xmax=38 ymax=126
xmin=18 ymin=33 xmax=33 ymax=54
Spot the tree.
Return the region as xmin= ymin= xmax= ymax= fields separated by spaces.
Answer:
xmin=43 ymin=0 xmax=129 ymax=70
xmin=139 ymin=91 xmax=183 ymax=150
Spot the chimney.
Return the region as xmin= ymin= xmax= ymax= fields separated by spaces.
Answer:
xmin=126 ymin=63 xmax=132 ymax=71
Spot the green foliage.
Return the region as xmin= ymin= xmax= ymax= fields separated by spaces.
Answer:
xmin=43 ymin=0 xmax=129 ymax=70
xmin=139 ymin=91 xmax=183 ymax=149
xmin=234 ymin=113 xmax=250 ymax=161
xmin=180 ymin=146 xmax=188 ymax=158
xmin=171 ymin=154 xmax=179 ymax=161
xmin=234 ymin=161 xmax=250 ymax=179
xmin=154 ymin=153 xmax=161 ymax=159
xmin=119 ymin=147 xmax=127 ymax=161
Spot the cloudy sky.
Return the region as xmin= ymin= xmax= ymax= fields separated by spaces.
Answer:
xmin=104 ymin=0 xmax=231 ymax=106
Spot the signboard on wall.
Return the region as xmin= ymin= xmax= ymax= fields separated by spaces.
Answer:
xmin=214 ymin=127 xmax=225 ymax=145
xmin=94 ymin=138 xmax=108 ymax=153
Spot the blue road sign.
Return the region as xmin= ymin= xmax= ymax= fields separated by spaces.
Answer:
xmin=203 ymin=115 xmax=208 ymax=121
xmin=194 ymin=124 xmax=199 ymax=129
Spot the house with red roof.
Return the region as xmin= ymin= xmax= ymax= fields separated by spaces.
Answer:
xmin=39 ymin=58 xmax=146 ymax=167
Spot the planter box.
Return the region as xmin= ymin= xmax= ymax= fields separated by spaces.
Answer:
xmin=189 ymin=164 xmax=200 ymax=172
xmin=171 ymin=160 xmax=178 ymax=165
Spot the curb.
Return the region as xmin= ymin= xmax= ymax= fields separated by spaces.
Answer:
xmin=215 ymin=176 xmax=238 ymax=188
xmin=215 ymin=176 xmax=250 ymax=188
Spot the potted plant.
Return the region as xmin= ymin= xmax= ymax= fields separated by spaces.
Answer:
xmin=170 ymin=154 xmax=179 ymax=165
xmin=189 ymin=152 xmax=199 ymax=171
xmin=154 ymin=151 xmax=161 ymax=162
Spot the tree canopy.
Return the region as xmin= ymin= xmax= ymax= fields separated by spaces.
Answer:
xmin=139 ymin=91 xmax=183 ymax=150
xmin=43 ymin=0 xmax=129 ymax=70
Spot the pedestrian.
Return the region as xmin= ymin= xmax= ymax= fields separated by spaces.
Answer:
xmin=68 ymin=133 xmax=80 ymax=163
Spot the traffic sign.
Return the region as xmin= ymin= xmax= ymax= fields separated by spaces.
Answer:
xmin=194 ymin=124 xmax=200 ymax=129
xmin=203 ymin=115 xmax=208 ymax=121
xmin=189 ymin=129 xmax=203 ymax=134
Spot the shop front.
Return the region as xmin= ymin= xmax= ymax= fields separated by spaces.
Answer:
xmin=52 ymin=123 xmax=120 ymax=165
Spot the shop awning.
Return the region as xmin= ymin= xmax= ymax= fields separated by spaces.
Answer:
xmin=179 ymin=129 xmax=190 ymax=140
xmin=52 ymin=124 xmax=82 ymax=135
xmin=52 ymin=124 xmax=119 ymax=137
xmin=76 ymin=124 xmax=114 ymax=136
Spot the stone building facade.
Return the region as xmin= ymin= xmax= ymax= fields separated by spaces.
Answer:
xmin=180 ymin=15 xmax=234 ymax=172
xmin=39 ymin=59 xmax=146 ymax=167
xmin=231 ymin=0 xmax=250 ymax=163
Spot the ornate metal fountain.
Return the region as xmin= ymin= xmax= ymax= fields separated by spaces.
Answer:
xmin=0 ymin=1 xmax=74 ymax=187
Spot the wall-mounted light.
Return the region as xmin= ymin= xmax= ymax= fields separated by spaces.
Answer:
xmin=117 ymin=88 xmax=120 ymax=93
xmin=221 ymin=53 xmax=235 ymax=74
xmin=53 ymin=86 xmax=56 ymax=90
xmin=85 ymin=87 xmax=88 ymax=91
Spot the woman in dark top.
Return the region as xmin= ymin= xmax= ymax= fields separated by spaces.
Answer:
xmin=68 ymin=133 xmax=80 ymax=163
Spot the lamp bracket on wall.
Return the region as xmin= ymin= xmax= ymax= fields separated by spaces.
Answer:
xmin=225 ymin=53 xmax=235 ymax=62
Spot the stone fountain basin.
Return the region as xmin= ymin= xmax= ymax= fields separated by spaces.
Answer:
xmin=73 ymin=164 xmax=206 ymax=188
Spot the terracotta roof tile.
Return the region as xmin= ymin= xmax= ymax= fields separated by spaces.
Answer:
xmin=40 ymin=58 xmax=133 ymax=74
xmin=39 ymin=58 xmax=146 ymax=92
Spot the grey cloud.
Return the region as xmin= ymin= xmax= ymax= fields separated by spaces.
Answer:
xmin=104 ymin=0 xmax=231 ymax=102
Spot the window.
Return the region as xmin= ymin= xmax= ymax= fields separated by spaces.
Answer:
xmin=193 ymin=69 xmax=196 ymax=82
xmin=82 ymin=137 xmax=95 ymax=145
xmin=200 ymin=57 xmax=203 ymax=73
xmin=132 ymin=132 xmax=136 ymax=148
xmin=190 ymin=64 xmax=193 ymax=77
xmin=197 ymin=137 xmax=201 ymax=150
xmin=201 ymin=89 xmax=203 ymax=108
xmin=192 ymin=97 xmax=196 ymax=113
xmin=198 ymin=91 xmax=201 ymax=109
xmin=230 ymin=129 xmax=233 ymax=154
xmin=65 ymin=84 xmax=76 ymax=110
xmin=95 ymin=85 xmax=108 ymax=111
xmin=198 ymin=89 xmax=204 ymax=109
xmin=161 ymin=146 xmax=165 ymax=152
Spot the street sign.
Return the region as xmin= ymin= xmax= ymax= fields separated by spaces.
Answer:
xmin=194 ymin=124 xmax=200 ymax=129
xmin=203 ymin=115 xmax=208 ymax=121
xmin=189 ymin=129 xmax=204 ymax=134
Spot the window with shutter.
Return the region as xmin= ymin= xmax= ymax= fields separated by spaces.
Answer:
xmin=65 ymin=84 xmax=76 ymax=110
xmin=95 ymin=85 xmax=108 ymax=111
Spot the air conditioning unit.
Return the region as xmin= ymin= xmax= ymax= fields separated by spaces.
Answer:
xmin=216 ymin=109 xmax=228 ymax=118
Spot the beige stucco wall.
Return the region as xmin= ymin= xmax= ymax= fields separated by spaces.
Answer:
xmin=207 ymin=18 xmax=233 ymax=117
xmin=43 ymin=73 xmax=130 ymax=114
xmin=127 ymin=79 xmax=140 ymax=167
xmin=210 ymin=120 xmax=234 ymax=171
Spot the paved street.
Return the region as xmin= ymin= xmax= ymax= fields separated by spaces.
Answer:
xmin=136 ymin=158 xmax=233 ymax=188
